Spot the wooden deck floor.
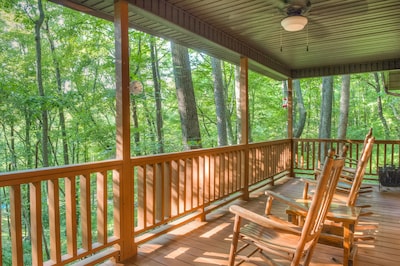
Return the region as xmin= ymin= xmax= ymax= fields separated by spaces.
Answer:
xmin=114 ymin=177 xmax=400 ymax=266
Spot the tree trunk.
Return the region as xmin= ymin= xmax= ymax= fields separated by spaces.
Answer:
xmin=130 ymin=36 xmax=142 ymax=156
xmin=34 ymin=0 xmax=49 ymax=167
xmin=131 ymin=97 xmax=141 ymax=155
xmin=44 ymin=20 xmax=69 ymax=165
xmin=319 ymin=76 xmax=334 ymax=160
xmin=211 ymin=57 xmax=228 ymax=146
xmin=235 ymin=66 xmax=241 ymax=144
xmin=337 ymin=75 xmax=350 ymax=140
xmin=0 ymin=122 xmax=17 ymax=170
xmin=372 ymin=72 xmax=390 ymax=139
xmin=150 ymin=37 xmax=164 ymax=153
xmin=171 ymin=42 xmax=202 ymax=150
xmin=293 ymin=79 xmax=306 ymax=138
xmin=225 ymin=66 xmax=235 ymax=145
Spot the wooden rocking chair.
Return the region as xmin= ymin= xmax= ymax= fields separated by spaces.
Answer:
xmin=314 ymin=128 xmax=374 ymax=195
xmin=228 ymin=150 xmax=345 ymax=266
xmin=303 ymin=136 xmax=375 ymax=208
xmin=282 ymin=137 xmax=376 ymax=265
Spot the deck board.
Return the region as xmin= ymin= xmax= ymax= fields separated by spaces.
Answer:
xmin=113 ymin=177 xmax=400 ymax=266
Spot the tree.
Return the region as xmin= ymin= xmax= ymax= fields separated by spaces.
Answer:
xmin=337 ymin=75 xmax=350 ymax=140
xmin=171 ymin=42 xmax=202 ymax=150
xmin=33 ymin=0 xmax=49 ymax=166
xmin=370 ymin=72 xmax=390 ymax=139
xmin=319 ymin=76 xmax=334 ymax=160
xmin=234 ymin=66 xmax=242 ymax=144
xmin=211 ymin=57 xmax=228 ymax=146
xmin=292 ymin=79 xmax=306 ymax=138
xmin=319 ymin=76 xmax=334 ymax=139
xmin=44 ymin=18 xmax=69 ymax=165
xmin=150 ymin=37 xmax=164 ymax=153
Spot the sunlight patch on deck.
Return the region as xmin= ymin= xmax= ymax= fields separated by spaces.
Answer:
xmin=138 ymin=243 xmax=163 ymax=253
xmin=169 ymin=220 xmax=207 ymax=235
xmin=200 ymin=222 xmax=231 ymax=238
xmin=164 ymin=247 xmax=189 ymax=259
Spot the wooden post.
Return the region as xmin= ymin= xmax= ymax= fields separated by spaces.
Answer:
xmin=287 ymin=78 xmax=295 ymax=177
xmin=114 ymin=0 xmax=135 ymax=259
xmin=240 ymin=57 xmax=250 ymax=200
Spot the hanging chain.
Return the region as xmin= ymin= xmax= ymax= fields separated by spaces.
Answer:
xmin=306 ymin=24 xmax=309 ymax=51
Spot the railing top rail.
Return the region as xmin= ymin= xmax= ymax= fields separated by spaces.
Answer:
xmin=0 ymin=159 xmax=123 ymax=186
xmin=294 ymin=138 xmax=400 ymax=145
xmin=131 ymin=139 xmax=291 ymax=164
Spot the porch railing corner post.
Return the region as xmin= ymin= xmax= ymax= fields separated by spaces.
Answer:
xmin=114 ymin=0 xmax=136 ymax=261
xmin=287 ymin=78 xmax=295 ymax=178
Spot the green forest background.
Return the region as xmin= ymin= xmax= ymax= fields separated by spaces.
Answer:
xmin=1 ymin=0 xmax=399 ymax=174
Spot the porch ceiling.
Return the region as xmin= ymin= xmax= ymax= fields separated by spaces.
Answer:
xmin=51 ymin=0 xmax=400 ymax=80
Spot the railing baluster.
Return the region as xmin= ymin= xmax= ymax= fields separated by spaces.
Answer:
xmin=10 ymin=185 xmax=23 ymax=265
xmin=171 ymin=160 xmax=179 ymax=216
xmin=137 ymin=165 xmax=145 ymax=230
xmin=30 ymin=182 xmax=43 ymax=265
xmin=48 ymin=179 xmax=61 ymax=263
xmin=155 ymin=163 xmax=162 ymax=223
xmin=179 ymin=159 xmax=185 ymax=213
xmin=164 ymin=162 xmax=171 ymax=219
xmin=147 ymin=164 xmax=155 ymax=226
xmin=79 ymin=174 xmax=92 ymax=252
xmin=215 ymin=155 xmax=220 ymax=198
xmin=65 ymin=176 xmax=77 ymax=256
xmin=193 ymin=157 xmax=199 ymax=208
xmin=97 ymin=171 xmax=107 ymax=244
xmin=204 ymin=155 xmax=210 ymax=204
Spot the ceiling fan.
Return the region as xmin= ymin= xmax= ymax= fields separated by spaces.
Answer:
xmin=277 ymin=0 xmax=369 ymax=32
xmin=278 ymin=0 xmax=312 ymax=32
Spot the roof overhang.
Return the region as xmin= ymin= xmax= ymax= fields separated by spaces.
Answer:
xmin=50 ymin=0 xmax=400 ymax=80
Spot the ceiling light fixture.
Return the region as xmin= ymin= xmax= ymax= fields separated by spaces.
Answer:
xmin=281 ymin=15 xmax=308 ymax=32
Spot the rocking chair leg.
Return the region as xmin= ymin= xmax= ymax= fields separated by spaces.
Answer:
xmin=229 ymin=215 xmax=241 ymax=266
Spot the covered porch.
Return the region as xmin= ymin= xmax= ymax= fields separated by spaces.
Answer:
xmin=1 ymin=0 xmax=400 ymax=265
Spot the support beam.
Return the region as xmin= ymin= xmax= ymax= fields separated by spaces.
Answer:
xmin=287 ymin=79 xmax=295 ymax=177
xmin=240 ymin=57 xmax=249 ymax=200
xmin=114 ymin=0 xmax=135 ymax=259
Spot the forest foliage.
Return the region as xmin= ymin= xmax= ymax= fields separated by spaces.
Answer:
xmin=1 ymin=0 xmax=399 ymax=174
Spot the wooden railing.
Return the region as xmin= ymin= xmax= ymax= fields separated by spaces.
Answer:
xmin=293 ymin=138 xmax=400 ymax=182
xmin=132 ymin=140 xmax=291 ymax=243
xmin=0 ymin=160 xmax=123 ymax=266
xmin=0 ymin=140 xmax=291 ymax=265
xmin=0 ymin=138 xmax=398 ymax=265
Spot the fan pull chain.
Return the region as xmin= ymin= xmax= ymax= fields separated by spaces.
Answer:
xmin=280 ymin=28 xmax=283 ymax=52
xmin=306 ymin=25 xmax=309 ymax=52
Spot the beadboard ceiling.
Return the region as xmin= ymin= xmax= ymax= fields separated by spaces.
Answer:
xmin=51 ymin=0 xmax=400 ymax=80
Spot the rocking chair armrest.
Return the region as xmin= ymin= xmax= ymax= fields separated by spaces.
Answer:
xmin=229 ymin=205 xmax=301 ymax=235
xmin=299 ymin=178 xmax=318 ymax=199
xmin=338 ymin=177 xmax=353 ymax=185
xmin=345 ymin=158 xmax=359 ymax=165
xmin=341 ymin=169 xmax=356 ymax=176
xmin=265 ymin=190 xmax=309 ymax=215
xmin=300 ymin=178 xmax=318 ymax=186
